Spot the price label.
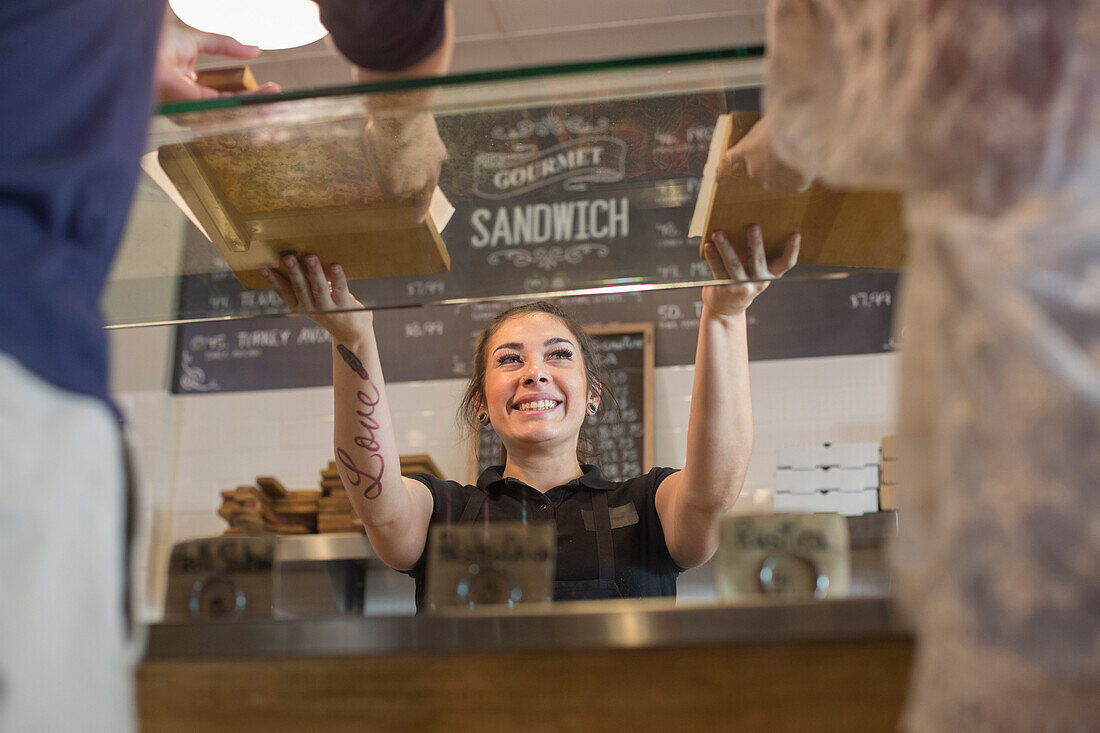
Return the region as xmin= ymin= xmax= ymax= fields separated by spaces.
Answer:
xmin=406 ymin=280 xmax=446 ymax=298
xmin=655 ymin=222 xmax=680 ymax=238
xmin=690 ymin=260 xmax=713 ymax=279
xmin=656 ymin=264 xmax=681 ymax=281
xmin=849 ymin=291 xmax=892 ymax=309
xmin=404 ymin=321 xmax=445 ymax=338
xmin=657 ymin=304 xmax=682 ymax=321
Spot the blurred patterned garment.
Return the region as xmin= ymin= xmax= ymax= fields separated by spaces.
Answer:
xmin=763 ymin=1 xmax=1100 ymax=730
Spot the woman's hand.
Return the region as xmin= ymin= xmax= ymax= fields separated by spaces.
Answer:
xmin=363 ymin=112 xmax=447 ymax=223
xmin=155 ymin=17 xmax=280 ymax=104
xmin=701 ymin=226 xmax=800 ymax=317
xmin=260 ymin=255 xmax=373 ymax=345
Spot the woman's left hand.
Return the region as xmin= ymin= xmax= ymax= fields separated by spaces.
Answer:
xmin=701 ymin=225 xmax=801 ymax=317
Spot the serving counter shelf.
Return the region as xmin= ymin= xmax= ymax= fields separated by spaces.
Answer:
xmin=138 ymin=596 xmax=914 ymax=733
xmin=145 ymin=593 xmax=906 ymax=659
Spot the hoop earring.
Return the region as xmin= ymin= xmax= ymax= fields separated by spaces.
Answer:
xmin=476 ymin=411 xmax=489 ymax=426
xmin=586 ymin=401 xmax=598 ymax=415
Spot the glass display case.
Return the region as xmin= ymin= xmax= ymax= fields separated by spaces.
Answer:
xmin=113 ymin=47 xmax=905 ymax=644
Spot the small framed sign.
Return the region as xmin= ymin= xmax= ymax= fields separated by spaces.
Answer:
xmin=164 ymin=536 xmax=277 ymax=620
xmin=425 ymin=522 xmax=555 ymax=611
xmin=715 ymin=513 xmax=851 ymax=600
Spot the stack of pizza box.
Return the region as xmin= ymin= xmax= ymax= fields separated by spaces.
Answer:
xmin=773 ymin=442 xmax=882 ymax=516
xmin=878 ymin=436 xmax=899 ymax=511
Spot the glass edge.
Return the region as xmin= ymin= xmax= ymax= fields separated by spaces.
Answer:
xmin=156 ymin=46 xmax=765 ymax=117
xmin=102 ymin=268 xmax=867 ymax=330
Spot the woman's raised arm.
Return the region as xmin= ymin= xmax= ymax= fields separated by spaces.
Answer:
xmin=655 ymin=226 xmax=799 ymax=569
xmin=263 ymin=255 xmax=433 ymax=571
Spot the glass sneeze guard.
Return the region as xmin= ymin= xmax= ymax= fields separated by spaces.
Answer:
xmin=106 ymin=46 xmax=900 ymax=329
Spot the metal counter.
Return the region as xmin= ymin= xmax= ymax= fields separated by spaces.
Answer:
xmin=145 ymin=593 xmax=908 ymax=659
xmin=153 ymin=511 xmax=905 ymax=659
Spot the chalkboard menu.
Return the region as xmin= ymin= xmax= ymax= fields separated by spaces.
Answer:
xmin=171 ymin=270 xmax=899 ymax=393
xmin=471 ymin=324 xmax=654 ymax=483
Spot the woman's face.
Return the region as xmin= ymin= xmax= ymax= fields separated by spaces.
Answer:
xmin=481 ymin=312 xmax=594 ymax=456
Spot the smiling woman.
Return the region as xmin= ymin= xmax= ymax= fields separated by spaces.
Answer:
xmin=459 ymin=302 xmax=607 ymax=468
xmin=261 ymin=223 xmax=799 ymax=608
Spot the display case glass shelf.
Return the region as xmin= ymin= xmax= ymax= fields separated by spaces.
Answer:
xmin=105 ymin=47 xmax=903 ymax=329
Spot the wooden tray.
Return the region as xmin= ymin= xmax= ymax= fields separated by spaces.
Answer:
xmin=690 ymin=111 xmax=907 ymax=270
xmin=152 ymin=117 xmax=451 ymax=289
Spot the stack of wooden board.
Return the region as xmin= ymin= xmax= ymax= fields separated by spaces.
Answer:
xmin=399 ymin=453 xmax=443 ymax=478
xmin=147 ymin=118 xmax=454 ymax=291
xmin=218 ymin=454 xmax=445 ymax=535
xmin=316 ymin=455 xmax=443 ymax=532
xmin=218 ymin=477 xmax=320 ymax=535
xmin=689 ymin=111 xmax=908 ymax=270
xmin=316 ymin=462 xmax=359 ymax=534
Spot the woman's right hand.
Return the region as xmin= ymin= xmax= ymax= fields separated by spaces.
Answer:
xmin=261 ymin=254 xmax=373 ymax=345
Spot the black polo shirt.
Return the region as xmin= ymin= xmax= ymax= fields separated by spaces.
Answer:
xmin=405 ymin=465 xmax=684 ymax=609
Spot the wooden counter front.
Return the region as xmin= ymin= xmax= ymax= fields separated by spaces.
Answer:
xmin=138 ymin=638 xmax=913 ymax=732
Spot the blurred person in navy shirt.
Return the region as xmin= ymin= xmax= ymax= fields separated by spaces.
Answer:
xmin=0 ymin=2 xmax=449 ymax=730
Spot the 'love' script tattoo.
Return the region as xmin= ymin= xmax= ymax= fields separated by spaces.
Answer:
xmin=336 ymin=344 xmax=385 ymax=499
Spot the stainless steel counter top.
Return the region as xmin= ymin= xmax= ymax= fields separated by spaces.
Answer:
xmin=273 ymin=533 xmax=376 ymax=563
xmin=144 ymin=594 xmax=908 ymax=660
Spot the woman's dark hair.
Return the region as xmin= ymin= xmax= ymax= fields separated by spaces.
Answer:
xmin=459 ymin=301 xmax=612 ymax=465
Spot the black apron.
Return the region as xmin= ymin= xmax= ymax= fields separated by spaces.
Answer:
xmin=459 ymin=489 xmax=622 ymax=601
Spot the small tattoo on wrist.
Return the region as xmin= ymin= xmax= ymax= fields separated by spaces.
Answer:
xmin=337 ymin=343 xmax=370 ymax=380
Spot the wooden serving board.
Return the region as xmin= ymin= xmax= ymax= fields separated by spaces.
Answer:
xmin=194 ymin=65 xmax=259 ymax=93
xmin=153 ymin=118 xmax=451 ymax=290
xmin=690 ymin=111 xmax=907 ymax=270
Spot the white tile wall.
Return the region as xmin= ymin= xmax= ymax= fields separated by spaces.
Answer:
xmin=118 ymin=350 xmax=898 ymax=618
xmin=743 ymin=354 xmax=899 ymax=498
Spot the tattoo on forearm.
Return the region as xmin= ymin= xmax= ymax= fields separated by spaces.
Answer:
xmin=337 ymin=344 xmax=370 ymax=380
xmin=337 ymin=447 xmax=385 ymax=500
xmin=335 ymin=343 xmax=385 ymax=499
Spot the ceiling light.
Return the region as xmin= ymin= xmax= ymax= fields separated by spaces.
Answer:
xmin=169 ymin=0 xmax=328 ymax=50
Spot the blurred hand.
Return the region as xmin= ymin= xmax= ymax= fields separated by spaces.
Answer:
xmin=260 ymin=255 xmax=373 ymax=345
xmin=716 ymin=117 xmax=812 ymax=194
xmin=363 ymin=112 xmax=447 ymax=222
xmin=155 ymin=18 xmax=281 ymax=103
xmin=701 ymin=225 xmax=800 ymax=316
